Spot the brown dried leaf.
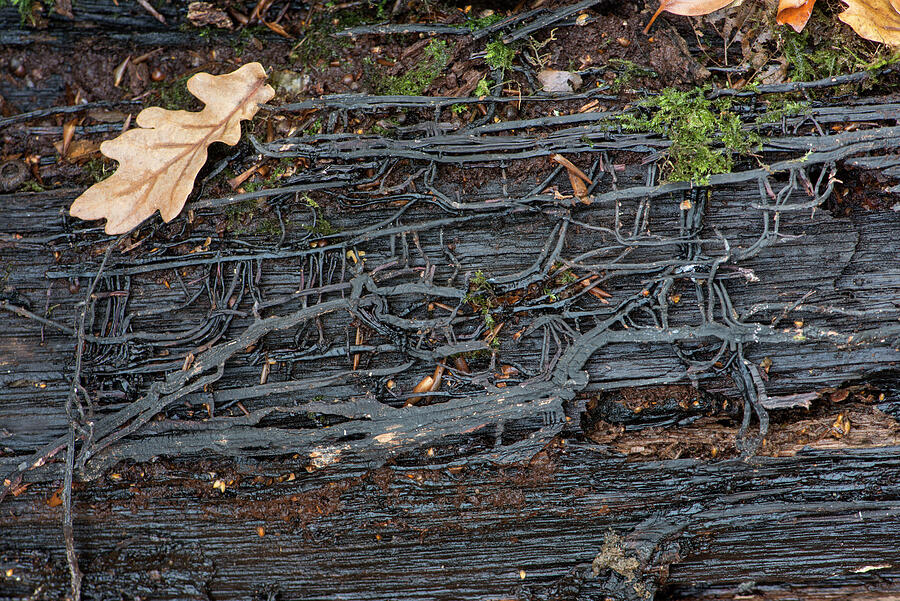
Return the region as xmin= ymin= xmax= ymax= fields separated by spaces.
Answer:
xmin=838 ymin=0 xmax=900 ymax=46
xmin=263 ymin=19 xmax=293 ymax=38
xmin=61 ymin=119 xmax=77 ymax=157
xmin=53 ymin=139 xmax=100 ymax=162
xmin=70 ymin=63 xmax=275 ymax=234
xmin=55 ymin=0 xmax=73 ymax=18
xmin=568 ymin=171 xmax=589 ymax=199
xmin=644 ymin=0 xmax=737 ymax=33
xmin=550 ymin=153 xmax=592 ymax=185
xmin=776 ymin=0 xmax=817 ymax=32
xmin=551 ymin=153 xmax=592 ymax=200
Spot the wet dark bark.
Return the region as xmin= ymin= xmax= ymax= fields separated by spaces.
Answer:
xmin=2 ymin=1 xmax=900 ymax=600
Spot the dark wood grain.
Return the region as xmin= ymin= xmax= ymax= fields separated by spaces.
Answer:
xmin=3 ymin=2 xmax=900 ymax=599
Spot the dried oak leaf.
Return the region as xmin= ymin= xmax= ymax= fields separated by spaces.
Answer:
xmin=838 ymin=0 xmax=900 ymax=46
xmin=70 ymin=63 xmax=274 ymax=234
xmin=644 ymin=0 xmax=737 ymax=33
xmin=776 ymin=0 xmax=817 ymax=32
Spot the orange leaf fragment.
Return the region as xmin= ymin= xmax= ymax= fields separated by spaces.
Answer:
xmin=776 ymin=0 xmax=817 ymax=32
xmin=644 ymin=0 xmax=737 ymax=33
xmin=838 ymin=0 xmax=900 ymax=46
xmin=69 ymin=63 xmax=275 ymax=234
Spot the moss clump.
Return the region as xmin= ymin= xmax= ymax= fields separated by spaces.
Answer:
xmin=290 ymin=17 xmax=352 ymax=68
xmin=485 ymin=39 xmax=515 ymax=72
xmin=464 ymin=270 xmax=499 ymax=338
xmin=378 ymin=39 xmax=450 ymax=96
xmin=21 ymin=180 xmax=45 ymax=192
xmin=225 ymin=198 xmax=262 ymax=232
xmin=780 ymin=27 xmax=900 ymax=85
xmin=607 ymin=58 xmax=656 ymax=93
xmin=474 ymin=77 xmax=492 ymax=97
xmin=618 ymin=87 xmax=760 ymax=184
xmin=0 ymin=0 xmax=49 ymax=23
xmin=85 ymin=158 xmax=114 ymax=183
xmin=151 ymin=73 xmax=197 ymax=110
xmin=255 ymin=217 xmax=283 ymax=236
xmin=755 ymin=98 xmax=808 ymax=124
xmin=465 ymin=12 xmax=504 ymax=31
xmin=299 ymin=195 xmax=339 ymax=237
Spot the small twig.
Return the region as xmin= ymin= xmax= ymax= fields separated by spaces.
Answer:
xmin=135 ymin=0 xmax=166 ymax=23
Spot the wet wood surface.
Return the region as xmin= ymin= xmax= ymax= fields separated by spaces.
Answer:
xmin=3 ymin=2 xmax=900 ymax=600
xmin=2 ymin=445 xmax=900 ymax=600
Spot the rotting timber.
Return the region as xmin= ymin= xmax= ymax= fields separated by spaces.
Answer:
xmin=3 ymin=16 xmax=900 ymax=601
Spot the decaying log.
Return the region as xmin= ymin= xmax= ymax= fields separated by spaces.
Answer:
xmin=2 ymin=2 xmax=900 ymax=598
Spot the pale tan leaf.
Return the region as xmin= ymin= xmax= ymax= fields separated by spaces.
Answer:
xmin=537 ymin=69 xmax=583 ymax=93
xmin=776 ymin=0 xmax=817 ymax=32
xmin=644 ymin=0 xmax=737 ymax=33
xmin=838 ymin=0 xmax=900 ymax=46
xmin=70 ymin=63 xmax=275 ymax=234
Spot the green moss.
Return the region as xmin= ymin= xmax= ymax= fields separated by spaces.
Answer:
xmin=618 ymin=87 xmax=761 ymax=184
xmin=780 ymin=27 xmax=900 ymax=85
xmin=0 ymin=0 xmax=50 ymax=23
xmin=230 ymin=25 xmax=269 ymax=57
xmin=85 ymin=158 xmax=114 ymax=183
xmin=470 ymin=270 xmax=490 ymax=291
xmin=299 ymin=195 xmax=339 ymax=236
xmin=464 ymin=270 xmax=497 ymax=323
xmin=755 ymin=98 xmax=808 ymax=124
xmin=474 ymin=77 xmax=492 ymax=97
xmin=607 ymin=58 xmax=656 ymax=93
xmin=21 ymin=180 xmax=45 ymax=192
xmin=290 ymin=16 xmax=351 ymax=68
xmin=554 ymin=266 xmax=577 ymax=285
xmin=378 ymin=39 xmax=450 ymax=96
xmin=151 ymin=73 xmax=196 ymax=110
xmin=485 ymin=39 xmax=515 ymax=72
xmin=255 ymin=217 xmax=283 ymax=236
xmin=304 ymin=118 xmax=323 ymax=136
xmin=466 ymin=12 xmax=504 ymax=31
xmin=225 ymin=198 xmax=262 ymax=232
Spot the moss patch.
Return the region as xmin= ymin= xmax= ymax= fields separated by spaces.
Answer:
xmin=0 ymin=0 xmax=49 ymax=22
xmin=618 ymin=87 xmax=760 ymax=184
xmin=779 ymin=23 xmax=900 ymax=85
xmin=377 ymin=39 xmax=450 ymax=96
xmin=485 ymin=39 xmax=515 ymax=72
xmin=151 ymin=73 xmax=198 ymax=111
xmin=299 ymin=195 xmax=338 ymax=237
